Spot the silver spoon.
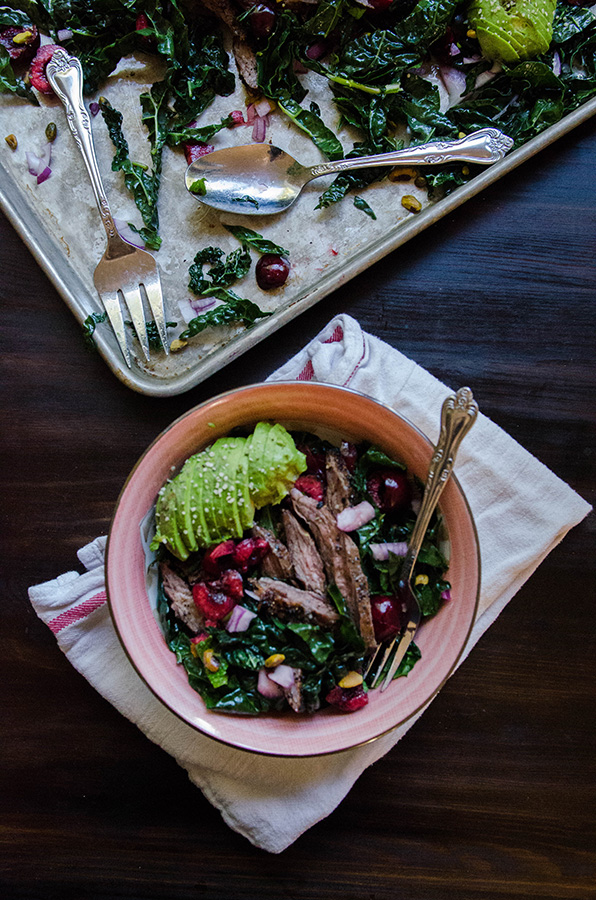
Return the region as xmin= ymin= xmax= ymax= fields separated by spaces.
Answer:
xmin=185 ymin=127 xmax=513 ymax=216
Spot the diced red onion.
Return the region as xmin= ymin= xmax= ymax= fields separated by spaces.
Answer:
xmin=441 ymin=589 xmax=452 ymax=601
xmin=462 ymin=55 xmax=481 ymax=65
xmin=246 ymin=103 xmax=256 ymax=125
xmin=336 ymin=500 xmax=376 ymax=532
xmin=439 ymin=65 xmax=467 ymax=109
xmin=474 ymin=69 xmax=496 ymax=90
xmin=89 ymin=101 xmax=100 ymax=117
xmin=56 ymin=28 xmax=73 ymax=41
xmin=226 ymin=604 xmax=257 ymax=633
xmin=552 ymin=51 xmax=561 ymax=77
xmin=112 ymin=217 xmax=145 ymax=248
xmin=447 ymin=42 xmax=460 ymax=58
xmin=254 ymin=98 xmax=274 ymax=117
xmin=252 ymin=114 xmax=267 ymax=143
xmin=267 ymin=664 xmax=297 ymax=690
xmin=257 ymin=668 xmax=284 ymax=698
xmin=370 ymin=541 xmax=408 ymax=561
xmin=190 ymin=296 xmax=216 ymax=313
xmin=26 ymin=143 xmax=52 ymax=184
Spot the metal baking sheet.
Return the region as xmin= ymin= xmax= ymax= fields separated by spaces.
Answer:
xmin=2 ymin=52 xmax=595 ymax=397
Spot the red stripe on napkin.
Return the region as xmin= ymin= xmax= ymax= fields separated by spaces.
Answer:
xmin=48 ymin=591 xmax=107 ymax=634
xmin=297 ymin=360 xmax=315 ymax=381
xmin=323 ymin=325 xmax=344 ymax=344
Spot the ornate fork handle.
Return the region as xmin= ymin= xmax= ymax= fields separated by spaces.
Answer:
xmin=308 ymin=128 xmax=513 ymax=178
xmin=46 ymin=49 xmax=125 ymax=257
xmin=401 ymin=387 xmax=479 ymax=584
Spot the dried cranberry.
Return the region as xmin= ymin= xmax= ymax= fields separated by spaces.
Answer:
xmin=256 ymin=254 xmax=290 ymax=290
xmin=135 ymin=12 xmax=155 ymax=50
xmin=192 ymin=582 xmax=236 ymax=626
xmin=367 ymin=468 xmax=411 ymax=514
xmin=326 ymin=684 xmax=369 ymax=712
xmin=183 ymin=143 xmax=214 ymax=165
xmin=0 ymin=25 xmax=39 ymax=64
xmin=219 ymin=568 xmax=244 ymax=600
xmin=294 ymin=474 xmax=324 ymax=503
xmin=232 ymin=537 xmax=269 ymax=573
xmin=202 ymin=539 xmax=236 ymax=576
xmin=340 ymin=441 xmax=358 ymax=473
xmin=249 ymin=3 xmax=276 ymax=40
xmin=371 ymin=595 xmax=402 ymax=643
xmin=29 ymin=44 xmax=60 ymax=95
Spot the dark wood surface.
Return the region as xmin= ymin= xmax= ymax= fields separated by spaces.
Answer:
xmin=2 ymin=115 xmax=595 ymax=900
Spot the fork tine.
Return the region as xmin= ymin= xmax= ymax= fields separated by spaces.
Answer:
xmin=142 ymin=274 xmax=169 ymax=354
xmin=99 ymin=290 xmax=131 ymax=368
xmin=364 ymin=638 xmax=397 ymax=688
xmin=121 ymin=285 xmax=150 ymax=361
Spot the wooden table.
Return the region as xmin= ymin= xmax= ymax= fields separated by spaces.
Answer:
xmin=2 ymin=115 xmax=595 ymax=900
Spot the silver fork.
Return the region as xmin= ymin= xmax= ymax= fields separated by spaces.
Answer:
xmin=46 ymin=48 xmax=168 ymax=368
xmin=365 ymin=387 xmax=479 ymax=691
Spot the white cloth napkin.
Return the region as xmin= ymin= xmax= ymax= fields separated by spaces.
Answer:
xmin=29 ymin=314 xmax=591 ymax=854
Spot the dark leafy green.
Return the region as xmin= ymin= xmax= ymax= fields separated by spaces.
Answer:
xmin=224 ymin=224 xmax=289 ymax=258
xmin=179 ymin=295 xmax=270 ymax=341
xmin=353 ymin=195 xmax=376 ymax=219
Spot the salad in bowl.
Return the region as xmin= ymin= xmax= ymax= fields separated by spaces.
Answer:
xmin=107 ymin=382 xmax=479 ymax=755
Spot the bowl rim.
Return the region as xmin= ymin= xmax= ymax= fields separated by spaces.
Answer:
xmin=106 ymin=381 xmax=481 ymax=757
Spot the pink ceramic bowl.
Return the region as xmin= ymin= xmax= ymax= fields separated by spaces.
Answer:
xmin=106 ymin=382 xmax=480 ymax=756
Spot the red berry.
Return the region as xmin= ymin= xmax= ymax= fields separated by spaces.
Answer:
xmin=296 ymin=443 xmax=327 ymax=479
xmin=232 ymin=537 xmax=269 ymax=573
xmin=249 ymin=3 xmax=276 ymax=39
xmin=228 ymin=109 xmax=245 ymax=126
xmin=255 ymin=254 xmax=290 ymax=290
xmin=294 ymin=474 xmax=324 ymax=503
xmin=193 ymin=582 xmax=236 ymax=626
xmin=340 ymin=441 xmax=358 ymax=473
xmin=367 ymin=468 xmax=411 ymax=514
xmin=0 ymin=25 xmax=39 ymax=64
xmin=371 ymin=595 xmax=402 ymax=642
xmin=326 ymin=685 xmax=369 ymax=712
xmin=29 ymin=44 xmax=60 ymax=95
xmin=219 ymin=568 xmax=244 ymax=600
xmin=183 ymin=143 xmax=214 ymax=165
xmin=202 ymin=539 xmax=236 ymax=576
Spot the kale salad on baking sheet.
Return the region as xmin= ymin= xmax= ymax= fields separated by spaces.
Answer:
xmin=147 ymin=422 xmax=451 ymax=715
xmin=2 ymin=1 xmax=596 ymax=360
xmin=2 ymin=0 xmax=596 ymax=222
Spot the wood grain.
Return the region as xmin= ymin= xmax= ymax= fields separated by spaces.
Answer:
xmin=1 ymin=114 xmax=595 ymax=900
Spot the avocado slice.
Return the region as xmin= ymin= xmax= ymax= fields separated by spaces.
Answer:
xmin=153 ymin=480 xmax=190 ymax=560
xmin=468 ymin=0 xmax=556 ymax=63
xmin=246 ymin=422 xmax=307 ymax=507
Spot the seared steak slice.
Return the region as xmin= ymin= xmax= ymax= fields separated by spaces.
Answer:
xmin=325 ymin=449 xmax=353 ymax=516
xmin=284 ymin=670 xmax=304 ymax=714
xmin=160 ymin=562 xmax=203 ymax=633
xmin=252 ymin=523 xmax=294 ymax=580
xmin=282 ymin=509 xmax=326 ymax=594
xmin=290 ymin=489 xmax=377 ymax=650
xmin=248 ymin=577 xmax=339 ymax=629
xmin=189 ymin=0 xmax=259 ymax=90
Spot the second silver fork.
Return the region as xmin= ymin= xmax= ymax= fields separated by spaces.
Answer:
xmin=47 ymin=48 xmax=168 ymax=368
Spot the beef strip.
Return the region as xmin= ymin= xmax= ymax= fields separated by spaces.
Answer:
xmin=284 ymin=670 xmax=304 ymax=714
xmin=325 ymin=449 xmax=353 ymax=516
xmin=252 ymin=523 xmax=294 ymax=580
xmin=281 ymin=509 xmax=326 ymax=593
xmin=248 ymin=577 xmax=339 ymax=629
xmin=160 ymin=561 xmax=204 ymax=633
xmin=188 ymin=0 xmax=259 ymax=90
xmin=290 ymin=489 xmax=377 ymax=650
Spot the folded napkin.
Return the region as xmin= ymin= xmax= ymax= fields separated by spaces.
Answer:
xmin=29 ymin=314 xmax=591 ymax=854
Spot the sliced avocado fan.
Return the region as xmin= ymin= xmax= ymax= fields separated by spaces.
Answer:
xmin=468 ymin=0 xmax=557 ymax=64
xmin=151 ymin=422 xmax=307 ymax=560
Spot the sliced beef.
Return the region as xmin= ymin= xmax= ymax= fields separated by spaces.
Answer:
xmin=160 ymin=561 xmax=204 ymax=633
xmin=325 ymin=449 xmax=353 ymax=516
xmin=189 ymin=0 xmax=259 ymax=90
xmin=282 ymin=509 xmax=326 ymax=593
xmin=248 ymin=577 xmax=339 ymax=629
xmin=252 ymin=523 xmax=294 ymax=580
xmin=290 ymin=489 xmax=377 ymax=650
xmin=284 ymin=669 xmax=304 ymax=714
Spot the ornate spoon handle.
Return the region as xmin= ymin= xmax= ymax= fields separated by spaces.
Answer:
xmin=46 ymin=48 xmax=123 ymax=253
xmin=307 ymin=128 xmax=513 ymax=179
